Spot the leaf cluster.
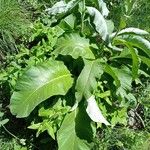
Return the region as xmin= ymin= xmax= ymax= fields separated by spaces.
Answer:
xmin=0 ymin=0 xmax=150 ymax=149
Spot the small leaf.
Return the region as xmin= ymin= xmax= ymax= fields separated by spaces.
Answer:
xmin=87 ymin=7 xmax=108 ymax=41
xmin=96 ymin=90 xmax=111 ymax=98
xmin=63 ymin=14 xmax=76 ymax=29
xmin=0 ymin=119 xmax=9 ymax=126
xmin=119 ymin=16 xmax=126 ymax=30
xmin=0 ymin=112 xmax=4 ymax=117
xmin=10 ymin=60 xmax=73 ymax=118
xmin=54 ymin=33 xmax=95 ymax=59
xmin=86 ymin=95 xmax=110 ymax=125
xmin=45 ymin=122 xmax=55 ymax=139
xmin=28 ymin=123 xmax=41 ymax=130
xmin=111 ymin=107 xmax=127 ymax=126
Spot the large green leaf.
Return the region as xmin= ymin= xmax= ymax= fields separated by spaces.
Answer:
xmin=120 ymin=36 xmax=150 ymax=57
xmin=140 ymin=55 xmax=150 ymax=68
xmin=87 ymin=7 xmax=108 ymax=41
xmin=9 ymin=60 xmax=73 ymax=118
xmin=106 ymin=20 xmax=114 ymax=34
xmin=76 ymin=59 xmax=104 ymax=102
xmin=104 ymin=65 xmax=132 ymax=99
xmin=126 ymin=44 xmax=140 ymax=80
xmin=112 ymin=38 xmax=140 ymax=80
xmin=54 ymin=33 xmax=95 ymax=59
xmin=111 ymin=28 xmax=149 ymax=38
xmin=57 ymin=104 xmax=94 ymax=150
xmin=45 ymin=0 xmax=79 ymax=15
xmin=86 ymin=95 xmax=110 ymax=125
xmin=104 ymin=65 xmax=120 ymax=87
xmin=97 ymin=0 xmax=109 ymax=17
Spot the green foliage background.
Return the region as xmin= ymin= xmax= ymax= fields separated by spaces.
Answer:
xmin=0 ymin=0 xmax=150 ymax=150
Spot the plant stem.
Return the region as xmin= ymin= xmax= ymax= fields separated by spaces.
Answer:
xmin=81 ymin=0 xmax=86 ymax=35
xmin=2 ymin=125 xmax=40 ymax=150
xmin=2 ymin=125 xmax=19 ymax=140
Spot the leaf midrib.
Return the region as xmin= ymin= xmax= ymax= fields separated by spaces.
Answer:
xmin=17 ymin=74 xmax=71 ymax=111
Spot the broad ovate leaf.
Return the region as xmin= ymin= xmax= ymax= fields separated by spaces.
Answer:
xmin=86 ymin=95 xmax=110 ymax=125
xmin=10 ymin=60 xmax=73 ymax=118
xmin=57 ymin=107 xmax=94 ymax=150
xmin=87 ymin=7 xmax=108 ymax=41
xmin=76 ymin=59 xmax=104 ymax=102
xmin=54 ymin=33 xmax=95 ymax=59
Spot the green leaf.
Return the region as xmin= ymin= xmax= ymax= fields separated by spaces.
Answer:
xmin=46 ymin=0 xmax=79 ymax=15
xmin=54 ymin=33 xmax=95 ymax=59
xmin=121 ymin=36 xmax=150 ymax=57
xmin=96 ymin=90 xmax=111 ymax=98
xmin=112 ymin=37 xmax=140 ymax=80
xmin=106 ymin=20 xmax=114 ymax=34
xmin=44 ymin=121 xmax=55 ymax=139
xmin=10 ymin=60 xmax=73 ymax=118
xmin=87 ymin=7 xmax=108 ymax=41
xmin=111 ymin=28 xmax=149 ymax=38
xmin=113 ymin=67 xmax=132 ymax=91
xmin=140 ymin=55 xmax=150 ymax=67
xmin=63 ymin=14 xmax=76 ymax=29
xmin=104 ymin=65 xmax=121 ymax=87
xmin=0 ymin=119 xmax=9 ymax=126
xmin=0 ymin=112 xmax=4 ymax=117
xmin=126 ymin=44 xmax=140 ymax=80
xmin=113 ymin=38 xmax=140 ymax=80
xmin=119 ymin=16 xmax=127 ymax=30
xmin=57 ymin=104 xmax=94 ymax=150
xmin=97 ymin=0 xmax=109 ymax=17
xmin=86 ymin=95 xmax=110 ymax=125
xmin=76 ymin=59 xmax=104 ymax=102
xmin=28 ymin=123 xmax=41 ymax=130
xmin=104 ymin=65 xmax=132 ymax=99
xmin=111 ymin=107 xmax=127 ymax=126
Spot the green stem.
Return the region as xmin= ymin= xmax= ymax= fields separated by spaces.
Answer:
xmin=2 ymin=125 xmax=40 ymax=149
xmin=2 ymin=125 xmax=19 ymax=140
xmin=81 ymin=0 xmax=86 ymax=35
